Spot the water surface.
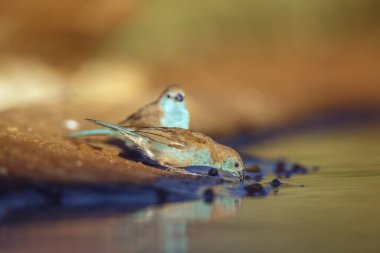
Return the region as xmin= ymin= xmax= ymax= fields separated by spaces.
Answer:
xmin=1 ymin=125 xmax=380 ymax=253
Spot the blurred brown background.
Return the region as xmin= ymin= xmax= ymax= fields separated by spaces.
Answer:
xmin=1 ymin=0 xmax=380 ymax=134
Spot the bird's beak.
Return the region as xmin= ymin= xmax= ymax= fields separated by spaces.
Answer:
xmin=238 ymin=170 xmax=244 ymax=181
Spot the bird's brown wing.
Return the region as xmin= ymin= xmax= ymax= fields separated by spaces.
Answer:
xmin=134 ymin=128 xmax=212 ymax=149
xmin=119 ymin=102 xmax=163 ymax=128
xmin=133 ymin=128 xmax=186 ymax=148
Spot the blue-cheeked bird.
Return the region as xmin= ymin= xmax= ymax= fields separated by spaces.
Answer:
xmin=67 ymin=84 xmax=189 ymax=138
xmin=85 ymin=118 xmax=245 ymax=181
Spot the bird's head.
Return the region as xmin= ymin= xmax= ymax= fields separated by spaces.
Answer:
xmin=158 ymin=84 xmax=189 ymax=129
xmin=220 ymin=147 xmax=245 ymax=181
xmin=159 ymin=84 xmax=186 ymax=105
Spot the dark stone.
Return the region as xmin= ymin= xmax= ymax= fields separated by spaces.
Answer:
xmin=208 ymin=168 xmax=219 ymax=176
xmin=244 ymin=175 xmax=251 ymax=180
xmin=269 ymin=178 xmax=282 ymax=188
xmin=253 ymin=174 xmax=263 ymax=182
xmin=204 ymin=188 xmax=215 ymax=203
xmin=244 ymin=183 xmax=264 ymax=196
xmin=275 ymin=161 xmax=286 ymax=174
xmin=292 ymin=164 xmax=308 ymax=174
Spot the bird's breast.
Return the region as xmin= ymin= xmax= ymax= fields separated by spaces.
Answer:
xmin=161 ymin=107 xmax=189 ymax=129
xmin=152 ymin=145 xmax=214 ymax=168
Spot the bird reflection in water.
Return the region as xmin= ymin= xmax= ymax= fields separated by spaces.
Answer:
xmin=131 ymin=197 xmax=242 ymax=253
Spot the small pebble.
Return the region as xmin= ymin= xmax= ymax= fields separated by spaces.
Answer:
xmin=292 ymin=163 xmax=308 ymax=174
xmin=244 ymin=183 xmax=264 ymax=196
xmin=244 ymin=175 xmax=251 ymax=180
xmin=275 ymin=161 xmax=286 ymax=174
xmin=204 ymin=188 xmax=215 ymax=203
xmin=269 ymin=178 xmax=282 ymax=188
xmin=208 ymin=168 xmax=219 ymax=177
xmin=75 ymin=161 xmax=83 ymax=167
xmin=253 ymin=174 xmax=263 ymax=182
xmin=284 ymin=170 xmax=292 ymax=178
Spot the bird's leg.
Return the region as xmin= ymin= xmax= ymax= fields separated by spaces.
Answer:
xmin=164 ymin=165 xmax=199 ymax=177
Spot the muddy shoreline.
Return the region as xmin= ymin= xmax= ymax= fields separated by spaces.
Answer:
xmin=1 ymin=104 xmax=379 ymax=223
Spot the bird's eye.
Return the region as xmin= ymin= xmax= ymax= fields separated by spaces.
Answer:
xmin=234 ymin=162 xmax=240 ymax=168
xmin=167 ymin=94 xmax=171 ymax=99
xmin=174 ymin=93 xmax=184 ymax=102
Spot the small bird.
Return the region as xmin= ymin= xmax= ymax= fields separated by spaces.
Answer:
xmin=67 ymin=84 xmax=190 ymax=138
xmin=85 ymin=118 xmax=245 ymax=181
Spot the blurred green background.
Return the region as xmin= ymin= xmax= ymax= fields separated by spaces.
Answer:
xmin=1 ymin=0 xmax=379 ymax=133
xmin=104 ymin=0 xmax=380 ymax=61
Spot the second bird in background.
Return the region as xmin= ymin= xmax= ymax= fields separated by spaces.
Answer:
xmin=67 ymin=84 xmax=190 ymax=138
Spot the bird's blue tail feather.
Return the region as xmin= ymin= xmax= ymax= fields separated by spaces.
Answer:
xmin=66 ymin=128 xmax=119 ymax=138
xmin=84 ymin=119 xmax=138 ymax=138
